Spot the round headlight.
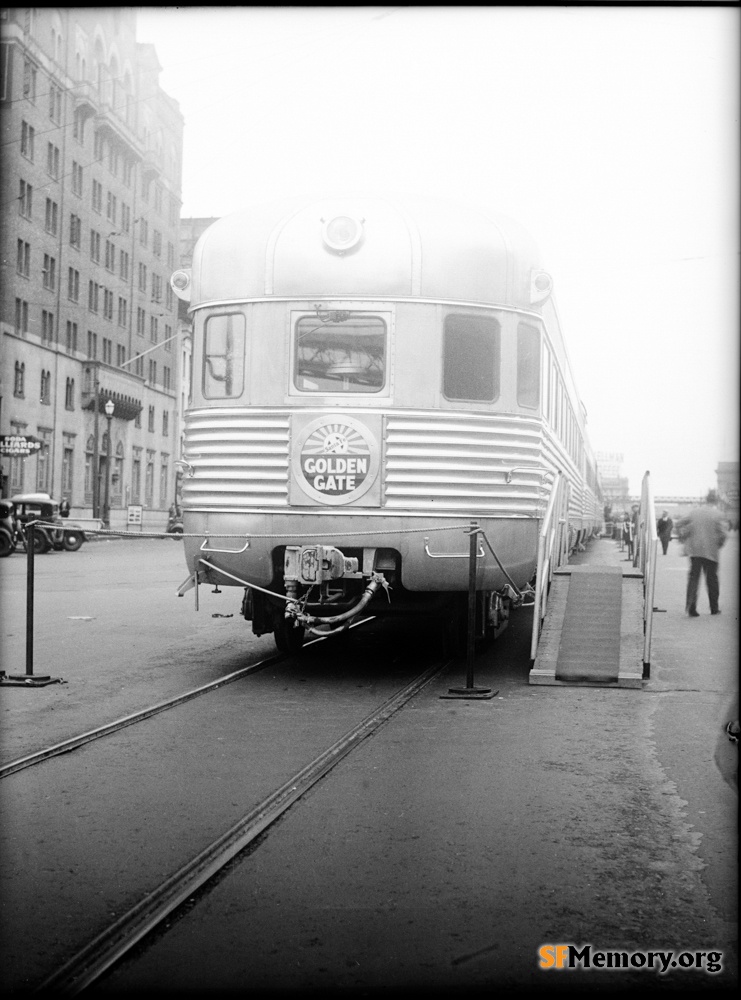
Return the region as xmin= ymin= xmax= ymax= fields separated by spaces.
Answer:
xmin=321 ymin=215 xmax=364 ymax=254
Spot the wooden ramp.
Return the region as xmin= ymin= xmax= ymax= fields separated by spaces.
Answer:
xmin=529 ymin=565 xmax=644 ymax=688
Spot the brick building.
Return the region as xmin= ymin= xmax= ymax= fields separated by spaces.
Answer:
xmin=0 ymin=8 xmax=184 ymax=528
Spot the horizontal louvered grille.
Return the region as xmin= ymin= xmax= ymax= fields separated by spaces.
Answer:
xmin=183 ymin=411 xmax=290 ymax=507
xmin=183 ymin=408 xmax=554 ymax=514
xmin=384 ymin=413 xmax=545 ymax=514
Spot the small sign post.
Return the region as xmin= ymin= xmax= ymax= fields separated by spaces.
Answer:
xmin=127 ymin=505 xmax=143 ymax=531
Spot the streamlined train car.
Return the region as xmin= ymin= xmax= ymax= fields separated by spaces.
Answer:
xmin=173 ymin=194 xmax=602 ymax=651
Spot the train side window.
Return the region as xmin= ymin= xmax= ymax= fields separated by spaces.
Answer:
xmin=517 ymin=324 xmax=540 ymax=408
xmin=203 ymin=313 xmax=245 ymax=398
xmin=442 ymin=314 xmax=500 ymax=401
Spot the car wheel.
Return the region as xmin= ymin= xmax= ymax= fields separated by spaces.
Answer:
xmin=63 ymin=532 xmax=84 ymax=552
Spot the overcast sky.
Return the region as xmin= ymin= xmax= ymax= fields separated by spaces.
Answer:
xmin=137 ymin=6 xmax=739 ymax=499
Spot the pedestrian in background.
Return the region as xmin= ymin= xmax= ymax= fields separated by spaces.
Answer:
xmin=623 ymin=512 xmax=634 ymax=560
xmin=657 ymin=510 xmax=673 ymax=555
xmin=676 ymin=491 xmax=728 ymax=617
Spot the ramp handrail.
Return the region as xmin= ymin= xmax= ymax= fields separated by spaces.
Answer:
xmin=636 ymin=470 xmax=658 ymax=671
xmin=530 ymin=470 xmax=569 ymax=661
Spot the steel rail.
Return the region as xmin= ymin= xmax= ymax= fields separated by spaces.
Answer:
xmin=0 ymin=619 xmax=374 ymax=781
xmin=34 ymin=658 xmax=449 ymax=996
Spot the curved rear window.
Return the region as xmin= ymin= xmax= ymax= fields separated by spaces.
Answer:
xmin=443 ymin=314 xmax=501 ymax=401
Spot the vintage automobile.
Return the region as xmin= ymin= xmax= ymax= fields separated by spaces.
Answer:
xmin=9 ymin=493 xmax=86 ymax=553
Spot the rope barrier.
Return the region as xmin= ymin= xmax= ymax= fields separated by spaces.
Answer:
xmin=27 ymin=520 xmax=478 ymax=540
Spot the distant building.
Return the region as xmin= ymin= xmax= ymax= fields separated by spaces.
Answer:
xmin=0 ymin=9 xmax=184 ymax=527
xmin=595 ymin=451 xmax=629 ymax=509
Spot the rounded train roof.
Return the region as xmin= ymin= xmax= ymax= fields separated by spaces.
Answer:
xmin=189 ymin=194 xmax=550 ymax=309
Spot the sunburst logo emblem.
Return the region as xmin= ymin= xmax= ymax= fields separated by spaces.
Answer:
xmin=294 ymin=416 xmax=380 ymax=504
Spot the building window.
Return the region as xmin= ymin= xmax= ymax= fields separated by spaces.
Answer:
xmin=135 ymin=355 xmax=144 ymax=378
xmin=85 ymin=436 xmax=95 ymax=502
xmin=49 ymin=84 xmax=62 ymax=122
xmin=103 ymin=288 xmax=114 ymax=321
xmin=88 ymin=281 xmax=99 ymax=313
xmin=119 ymin=250 xmax=130 ymax=281
xmin=68 ymin=267 xmax=80 ymax=301
xmin=165 ymin=285 xmax=174 ymax=311
xmin=46 ymin=142 xmax=60 ymax=178
xmin=139 ymin=218 xmax=148 ymax=247
xmin=36 ymin=430 xmax=52 ymax=491
xmin=154 ymin=183 xmax=163 ymax=214
xmin=148 ymin=405 xmax=155 ymax=431
xmin=160 ymin=457 xmax=169 ymax=507
xmin=17 ymin=239 xmax=30 ymax=277
xmin=90 ymin=229 xmax=101 ymax=262
xmin=163 ymin=365 xmax=171 ymax=390
xmin=150 ymin=316 xmax=158 ymax=343
xmin=106 ymin=191 xmax=117 ymax=225
xmin=118 ymin=298 xmax=128 ymax=328
xmin=62 ymin=441 xmax=75 ymax=499
xmin=112 ymin=443 xmax=124 ymax=506
xmin=69 ymin=213 xmax=81 ymax=247
xmin=73 ymin=106 xmax=86 ymax=143
xmin=117 ymin=344 xmax=127 ymax=367
xmin=15 ymin=299 xmax=29 ymax=336
xmin=102 ymin=337 xmax=112 ymax=365
xmin=108 ymin=145 xmax=119 ymax=176
xmin=92 ymin=179 xmax=102 ymax=213
xmin=162 ymin=410 xmax=169 ymax=436
xmin=138 ymin=262 xmax=147 ymax=291
xmin=94 ymin=131 xmax=105 ymax=161
xmin=45 ymin=198 xmax=58 ymax=235
xmin=132 ymin=452 xmax=141 ymax=503
xmin=23 ymin=59 xmax=37 ymax=101
xmin=153 ymin=230 xmax=162 ymax=257
xmin=121 ymin=203 xmax=131 ymax=232
xmin=40 ymin=369 xmax=51 ymax=405
xmin=42 ymin=254 xmax=56 ymax=290
xmin=105 ymin=239 xmax=115 ymax=271
xmin=41 ymin=309 xmax=55 ymax=343
xmin=19 ymin=179 xmax=33 ymax=218
xmin=14 ymin=361 xmax=25 ymax=397
xmin=164 ymin=325 xmax=173 ymax=351
xmin=123 ymin=160 xmax=133 ymax=187
xmin=66 ymin=321 xmax=78 ymax=353
xmin=87 ymin=330 xmax=97 ymax=359
xmin=21 ymin=120 xmax=35 ymax=159
xmin=72 ymin=161 xmax=83 ymax=196
xmin=65 ymin=377 xmax=75 ymax=410
xmin=151 ymin=272 xmax=162 ymax=303
xmin=145 ymin=452 xmax=155 ymax=506
xmin=137 ymin=307 xmax=146 ymax=336
xmin=148 ymin=360 xmax=157 ymax=385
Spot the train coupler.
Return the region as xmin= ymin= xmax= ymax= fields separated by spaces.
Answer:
xmin=284 ymin=545 xmax=362 ymax=586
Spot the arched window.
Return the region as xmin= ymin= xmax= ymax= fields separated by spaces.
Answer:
xmin=65 ymin=377 xmax=75 ymax=410
xmin=14 ymin=361 xmax=25 ymax=397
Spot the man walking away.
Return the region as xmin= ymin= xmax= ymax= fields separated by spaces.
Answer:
xmin=676 ymin=491 xmax=728 ymax=617
xmin=657 ymin=510 xmax=673 ymax=555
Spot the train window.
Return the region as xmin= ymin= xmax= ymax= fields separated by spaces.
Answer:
xmin=294 ymin=312 xmax=386 ymax=393
xmin=203 ymin=313 xmax=245 ymax=398
xmin=517 ymin=324 xmax=540 ymax=408
xmin=442 ymin=314 xmax=500 ymax=401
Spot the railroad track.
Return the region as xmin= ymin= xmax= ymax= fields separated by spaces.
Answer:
xmin=0 ymin=620 xmax=374 ymax=781
xmin=33 ymin=658 xmax=449 ymax=995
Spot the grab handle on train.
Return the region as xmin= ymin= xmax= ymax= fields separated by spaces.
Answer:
xmin=199 ymin=537 xmax=251 ymax=554
xmin=423 ymin=536 xmax=485 ymax=559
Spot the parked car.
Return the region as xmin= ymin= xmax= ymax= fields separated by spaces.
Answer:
xmin=9 ymin=493 xmax=86 ymax=553
xmin=0 ymin=499 xmax=17 ymax=557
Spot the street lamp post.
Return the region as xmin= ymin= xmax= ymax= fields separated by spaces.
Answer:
xmin=103 ymin=399 xmax=114 ymax=529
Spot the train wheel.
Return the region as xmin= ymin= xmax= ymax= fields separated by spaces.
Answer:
xmin=63 ymin=532 xmax=84 ymax=552
xmin=274 ymin=615 xmax=306 ymax=654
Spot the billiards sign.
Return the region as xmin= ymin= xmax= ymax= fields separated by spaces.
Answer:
xmin=290 ymin=414 xmax=382 ymax=506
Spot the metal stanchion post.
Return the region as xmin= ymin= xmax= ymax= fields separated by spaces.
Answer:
xmin=1 ymin=521 xmax=61 ymax=686
xmin=441 ymin=522 xmax=496 ymax=700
